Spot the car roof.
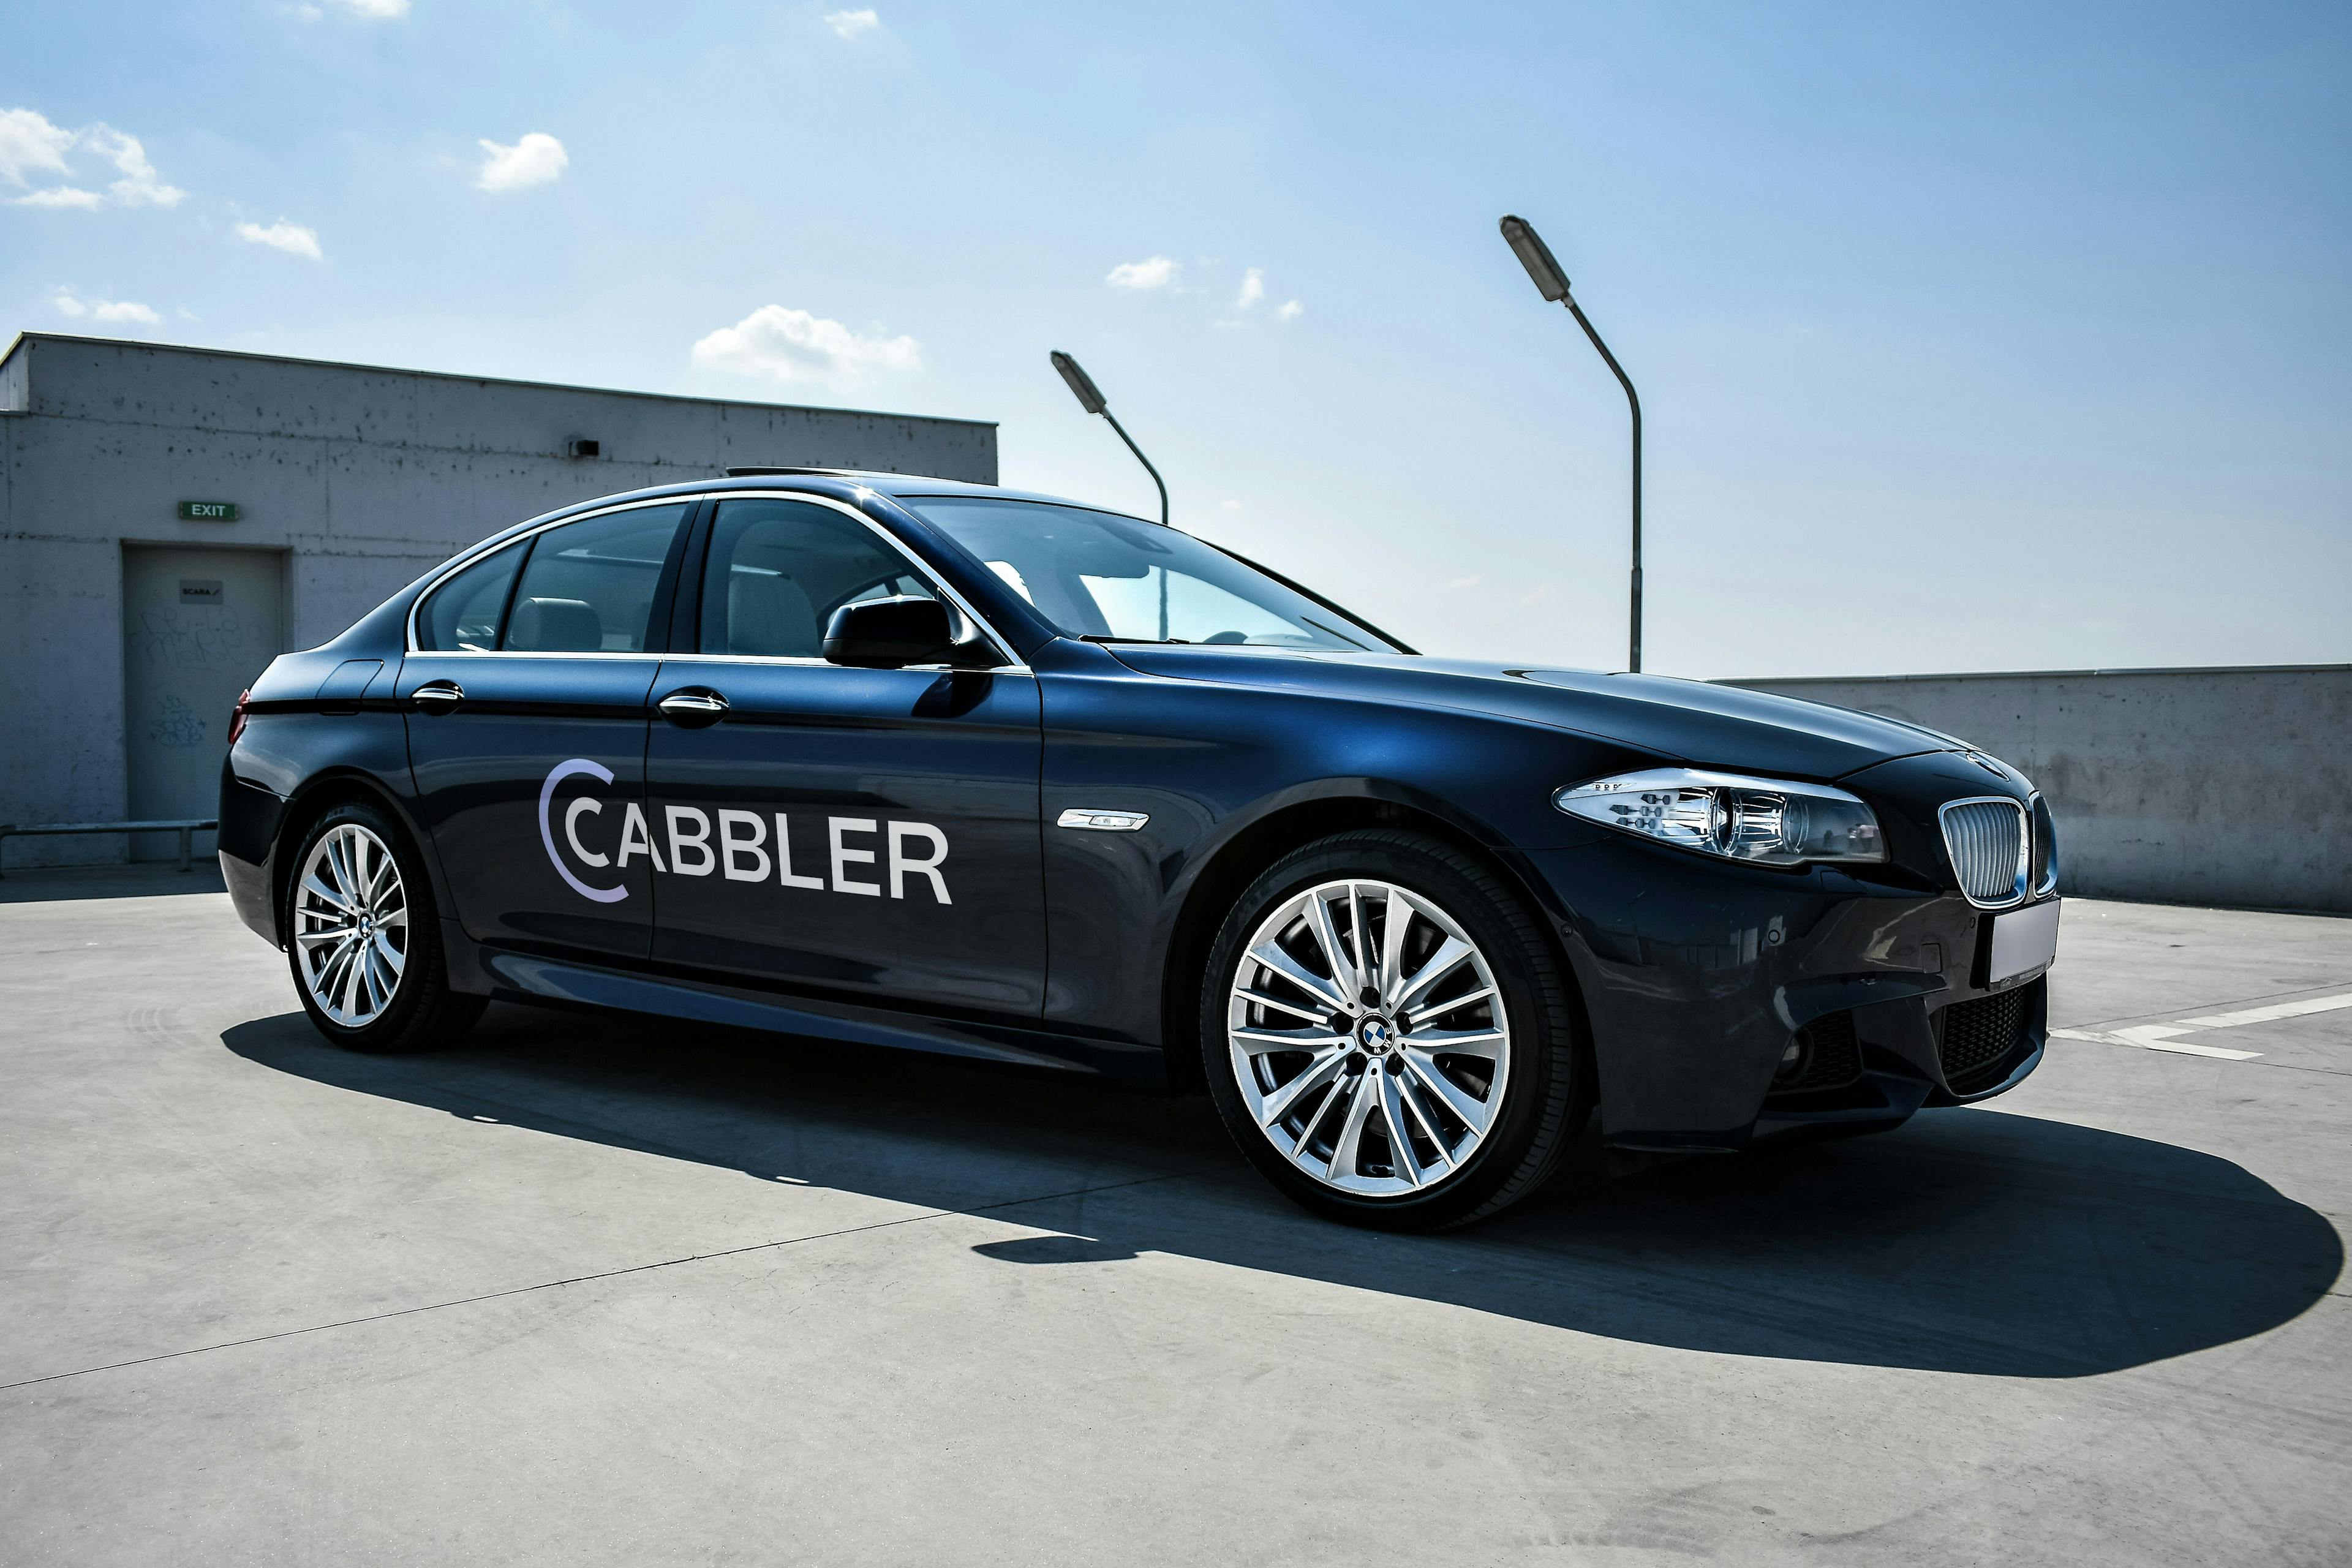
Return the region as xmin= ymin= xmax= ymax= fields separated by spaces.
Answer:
xmin=707 ymin=469 xmax=1153 ymax=521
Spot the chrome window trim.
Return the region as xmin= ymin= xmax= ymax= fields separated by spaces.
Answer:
xmin=404 ymin=489 xmax=1025 ymax=670
xmin=1937 ymin=794 xmax=2032 ymax=911
xmin=402 ymin=650 xmax=667 ymax=662
xmin=652 ymin=651 xmax=1035 ymax=676
xmin=404 ymin=497 xmax=698 ymax=656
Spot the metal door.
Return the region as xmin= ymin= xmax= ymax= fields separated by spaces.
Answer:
xmin=122 ymin=545 xmax=283 ymax=860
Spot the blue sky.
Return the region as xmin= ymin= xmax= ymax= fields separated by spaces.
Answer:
xmin=7 ymin=1 xmax=2346 ymax=676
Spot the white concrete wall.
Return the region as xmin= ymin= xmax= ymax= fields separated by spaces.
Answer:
xmin=1724 ymin=666 xmax=2352 ymax=914
xmin=0 ymin=332 xmax=998 ymax=867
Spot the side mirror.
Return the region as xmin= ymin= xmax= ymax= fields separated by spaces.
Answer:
xmin=823 ymin=595 xmax=958 ymax=668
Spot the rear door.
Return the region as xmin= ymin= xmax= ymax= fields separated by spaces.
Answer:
xmin=643 ymin=494 xmax=1046 ymax=1014
xmin=399 ymin=500 xmax=695 ymax=960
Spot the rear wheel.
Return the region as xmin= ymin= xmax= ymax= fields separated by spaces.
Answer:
xmin=1200 ymin=830 xmax=1585 ymax=1230
xmin=285 ymin=799 xmax=483 ymax=1053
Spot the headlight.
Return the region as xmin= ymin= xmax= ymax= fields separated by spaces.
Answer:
xmin=1554 ymin=768 xmax=1886 ymax=867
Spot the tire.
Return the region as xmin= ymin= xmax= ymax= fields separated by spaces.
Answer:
xmin=1200 ymin=829 xmax=1586 ymax=1231
xmin=284 ymin=798 xmax=484 ymax=1054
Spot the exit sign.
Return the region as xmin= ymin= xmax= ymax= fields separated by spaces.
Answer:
xmin=178 ymin=500 xmax=239 ymax=521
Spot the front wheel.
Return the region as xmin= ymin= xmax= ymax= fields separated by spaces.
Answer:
xmin=285 ymin=799 xmax=483 ymax=1053
xmin=1200 ymin=830 xmax=1586 ymax=1230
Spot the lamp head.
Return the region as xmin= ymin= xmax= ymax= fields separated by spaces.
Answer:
xmin=1499 ymin=215 xmax=1572 ymax=303
xmin=1049 ymin=350 xmax=1109 ymax=415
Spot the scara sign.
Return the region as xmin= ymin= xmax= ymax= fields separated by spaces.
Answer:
xmin=537 ymin=760 xmax=951 ymax=907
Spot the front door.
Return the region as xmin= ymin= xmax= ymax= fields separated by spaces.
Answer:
xmin=400 ymin=500 xmax=693 ymax=960
xmin=644 ymin=496 xmax=1046 ymax=1016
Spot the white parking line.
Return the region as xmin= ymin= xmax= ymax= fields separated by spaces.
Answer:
xmin=2049 ymin=989 xmax=2352 ymax=1061
xmin=2173 ymin=993 xmax=2352 ymax=1029
xmin=2049 ymin=1026 xmax=2263 ymax=1060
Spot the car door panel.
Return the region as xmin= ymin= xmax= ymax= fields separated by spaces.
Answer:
xmin=645 ymin=662 xmax=1046 ymax=1013
xmin=401 ymin=655 xmax=660 ymax=957
xmin=399 ymin=500 xmax=694 ymax=960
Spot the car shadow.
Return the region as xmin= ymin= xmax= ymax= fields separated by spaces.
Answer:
xmin=222 ymin=1003 xmax=2343 ymax=1380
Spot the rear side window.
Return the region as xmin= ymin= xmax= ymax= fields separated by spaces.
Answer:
xmin=698 ymin=498 xmax=938 ymax=658
xmin=503 ymin=503 xmax=692 ymax=654
xmin=415 ymin=540 xmax=525 ymax=651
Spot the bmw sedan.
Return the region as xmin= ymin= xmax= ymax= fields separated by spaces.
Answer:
xmin=221 ymin=470 xmax=2060 ymax=1229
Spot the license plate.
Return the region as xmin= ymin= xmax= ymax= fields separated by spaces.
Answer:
xmin=1988 ymin=898 xmax=2061 ymax=985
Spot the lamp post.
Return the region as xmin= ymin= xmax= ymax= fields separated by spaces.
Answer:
xmin=1498 ymin=215 xmax=1645 ymax=674
xmin=1049 ymin=350 xmax=1168 ymax=529
xmin=1050 ymin=349 xmax=1174 ymax=638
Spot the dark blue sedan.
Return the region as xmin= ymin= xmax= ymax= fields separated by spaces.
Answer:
xmin=221 ymin=470 xmax=2060 ymax=1228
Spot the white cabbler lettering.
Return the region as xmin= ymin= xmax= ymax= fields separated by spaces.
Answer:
xmin=564 ymin=797 xmax=608 ymax=866
xmin=888 ymin=821 xmax=951 ymax=904
xmin=615 ymin=801 xmax=666 ymax=872
xmin=717 ymin=809 xmax=769 ymax=882
xmin=667 ymin=805 xmax=716 ymax=876
xmin=829 ymin=817 xmax=883 ymax=897
xmin=537 ymin=764 xmax=951 ymax=905
xmin=775 ymin=813 xmax=825 ymax=891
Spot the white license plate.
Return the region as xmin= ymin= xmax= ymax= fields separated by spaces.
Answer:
xmin=1988 ymin=898 xmax=2061 ymax=985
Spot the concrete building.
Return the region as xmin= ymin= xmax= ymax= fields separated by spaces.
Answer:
xmin=1726 ymin=665 xmax=2352 ymax=914
xmin=0 ymin=332 xmax=997 ymax=867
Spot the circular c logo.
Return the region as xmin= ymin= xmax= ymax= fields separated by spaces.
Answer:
xmin=538 ymin=758 xmax=628 ymax=904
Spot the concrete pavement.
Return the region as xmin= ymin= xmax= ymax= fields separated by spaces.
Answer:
xmin=3 ymin=870 xmax=2346 ymax=1564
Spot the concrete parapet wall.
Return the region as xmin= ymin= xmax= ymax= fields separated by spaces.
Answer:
xmin=1724 ymin=666 xmax=2352 ymax=914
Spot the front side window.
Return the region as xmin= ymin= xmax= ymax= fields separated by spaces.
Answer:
xmin=503 ymin=503 xmax=691 ymax=654
xmin=903 ymin=497 xmax=1398 ymax=651
xmin=416 ymin=540 xmax=526 ymax=652
xmin=698 ymin=498 xmax=940 ymax=658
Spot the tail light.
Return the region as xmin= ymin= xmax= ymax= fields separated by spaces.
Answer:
xmin=227 ymin=687 xmax=253 ymax=747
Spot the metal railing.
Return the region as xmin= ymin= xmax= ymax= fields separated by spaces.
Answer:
xmin=0 ymin=820 xmax=218 ymax=877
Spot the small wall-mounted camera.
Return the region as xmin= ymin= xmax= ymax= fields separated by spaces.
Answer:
xmin=567 ymin=438 xmax=601 ymax=459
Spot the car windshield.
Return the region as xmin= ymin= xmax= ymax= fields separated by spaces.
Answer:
xmin=902 ymin=497 xmax=1400 ymax=652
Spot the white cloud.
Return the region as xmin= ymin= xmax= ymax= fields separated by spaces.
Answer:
xmin=235 ymin=219 xmax=324 ymax=260
xmin=50 ymin=288 xmax=162 ymax=325
xmin=1107 ymin=255 xmax=1180 ymax=290
xmin=82 ymin=126 xmax=184 ymax=207
xmin=0 ymin=107 xmax=77 ymax=187
xmin=824 ymin=9 xmax=880 ymax=40
xmin=1235 ymin=268 xmax=1265 ymax=309
xmin=691 ymin=304 xmax=921 ymax=387
xmin=474 ymin=132 xmax=568 ymax=193
xmin=1 ymin=109 xmax=181 ymax=208
xmin=1276 ymin=299 xmax=1303 ymax=323
xmin=1220 ymin=499 xmax=1244 ymax=513
xmin=328 ymin=0 xmax=409 ymax=17
xmin=17 ymin=186 xmax=104 ymax=209
xmin=1447 ymin=575 xmax=1481 ymax=590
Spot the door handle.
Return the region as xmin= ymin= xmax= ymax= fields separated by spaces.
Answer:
xmin=412 ymin=680 xmax=464 ymax=714
xmin=657 ymin=688 xmax=729 ymax=728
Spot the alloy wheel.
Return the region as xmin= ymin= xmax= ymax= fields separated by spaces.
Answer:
xmin=1227 ymin=878 xmax=1511 ymax=1196
xmin=294 ymin=823 xmax=410 ymax=1028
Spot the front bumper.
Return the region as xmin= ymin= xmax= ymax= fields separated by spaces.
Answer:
xmin=1525 ymin=837 xmax=2051 ymax=1150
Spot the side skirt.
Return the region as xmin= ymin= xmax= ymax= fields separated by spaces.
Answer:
xmin=458 ymin=938 xmax=1174 ymax=1091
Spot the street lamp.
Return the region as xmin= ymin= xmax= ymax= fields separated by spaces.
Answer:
xmin=1049 ymin=350 xmax=1168 ymax=529
xmin=1499 ymin=214 xmax=1645 ymax=674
